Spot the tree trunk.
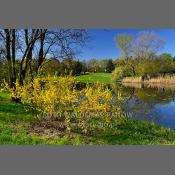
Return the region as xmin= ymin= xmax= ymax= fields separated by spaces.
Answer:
xmin=11 ymin=29 xmax=16 ymax=87
xmin=19 ymin=29 xmax=39 ymax=85
xmin=4 ymin=29 xmax=13 ymax=88
xmin=36 ymin=29 xmax=47 ymax=74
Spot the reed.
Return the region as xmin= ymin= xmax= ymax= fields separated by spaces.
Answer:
xmin=122 ymin=77 xmax=142 ymax=83
xmin=122 ymin=74 xmax=175 ymax=84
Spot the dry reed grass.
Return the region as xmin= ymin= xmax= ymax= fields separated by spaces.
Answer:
xmin=122 ymin=75 xmax=175 ymax=84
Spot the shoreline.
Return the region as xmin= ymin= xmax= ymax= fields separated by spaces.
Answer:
xmin=122 ymin=76 xmax=175 ymax=91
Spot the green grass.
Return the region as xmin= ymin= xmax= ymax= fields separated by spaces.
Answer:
xmin=0 ymin=91 xmax=84 ymax=145
xmin=76 ymin=73 xmax=112 ymax=83
xmin=90 ymin=119 xmax=175 ymax=145
xmin=0 ymin=94 xmax=34 ymax=124
xmin=1 ymin=90 xmax=175 ymax=145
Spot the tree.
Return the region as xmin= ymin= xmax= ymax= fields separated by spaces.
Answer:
xmin=159 ymin=53 xmax=173 ymax=61
xmin=156 ymin=56 xmax=175 ymax=74
xmin=133 ymin=31 xmax=164 ymax=60
xmin=99 ymin=59 xmax=107 ymax=72
xmin=36 ymin=29 xmax=47 ymax=74
xmin=0 ymin=29 xmax=89 ymax=86
xmin=60 ymin=57 xmax=82 ymax=75
xmin=4 ymin=29 xmax=13 ymax=87
xmin=114 ymin=34 xmax=133 ymax=60
xmin=0 ymin=29 xmax=18 ymax=88
xmin=73 ymin=60 xmax=83 ymax=75
xmin=126 ymin=59 xmax=138 ymax=76
xmin=106 ymin=59 xmax=115 ymax=72
xmin=19 ymin=29 xmax=40 ymax=85
xmin=112 ymin=66 xmax=132 ymax=82
xmin=61 ymin=57 xmax=75 ymax=75
xmin=39 ymin=58 xmax=61 ymax=76
xmin=0 ymin=57 xmax=8 ymax=84
xmin=87 ymin=58 xmax=99 ymax=72
xmin=114 ymin=58 xmax=126 ymax=67
xmin=81 ymin=60 xmax=87 ymax=74
xmin=33 ymin=29 xmax=89 ymax=79
xmin=114 ymin=57 xmax=137 ymax=76
xmin=136 ymin=60 xmax=160 ymax=78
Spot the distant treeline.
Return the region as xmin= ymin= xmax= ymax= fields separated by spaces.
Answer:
xmin=38 ymin=57 xmax=115 ymax=76
xmin=0 ymin=57 xmax=115 ymax=83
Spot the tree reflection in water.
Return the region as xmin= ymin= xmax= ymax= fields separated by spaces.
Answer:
xmin=111 ymin=82 xmax=175 ymax=129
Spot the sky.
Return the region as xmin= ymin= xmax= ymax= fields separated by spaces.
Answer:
xmin=77 ymin=29 xmax=175 ymax=60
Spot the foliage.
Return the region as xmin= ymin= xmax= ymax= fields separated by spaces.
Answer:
xmin=114 ymin=58 xmax=126 ymax=67
xmin=112 ymin=67 xmax=126 ymax=82
xmin=114 ymin=53 xmax=175 ymax=81
xmin=87 ymin=58 xmax=99 ymax=73
xmin=156 ymin=57 xmax=175 ymax=74
xmin=112 ymin=63 xmax=134 ymax=82
xmin=136 ymin=60 xmax=160 ymax=77
xmin=114 ymin=34 xmax=133 ymax=59
xmin=159 ymin=53 xmax=173 ymax=61
xmin=73 ymin=60 xmax=83 ymax=75
xmin=99 ymin=59 xmax=115 ymax=73
xmin=7 ymin=76 xmax=121 ymax=113
xmin=3 ymin=75 xmax=123 ymax=133
xmin=0 ymin=58 xmax=9 ymax=85
xmin=105 ymin=59 xmax=115 ymax=72
xmin=82 ymin=58 xmax=115 ymax=73
xmin=39 ymin=58 xmax=62 ymax=76
xmin=61 ymin=57 xmax=82 ymax=75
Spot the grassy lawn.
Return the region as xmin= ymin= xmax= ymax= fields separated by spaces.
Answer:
xmin=76 ymin=73 xmax=112 ymax=83
xmin=0 ymin=92 xmax=83 ymax=145
xmin=1 ymin=90 xmax=175 ymax=145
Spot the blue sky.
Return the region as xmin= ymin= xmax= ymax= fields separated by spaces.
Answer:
xmin=77 ymin=29 xmax=175 ymax=60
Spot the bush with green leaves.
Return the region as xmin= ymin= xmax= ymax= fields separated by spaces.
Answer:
xmin=112 ymin=66 xmax=129 ymax=82
xmin=136 ymin=60 xmax=160 ymax=77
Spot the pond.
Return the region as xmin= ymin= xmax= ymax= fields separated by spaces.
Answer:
xmin=112 ymin=83 xmax=175 ymax=129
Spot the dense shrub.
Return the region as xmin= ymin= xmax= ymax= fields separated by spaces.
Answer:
xmin=136 ymin=60 xmax=160 ymax=77
xmin=3 ymin=76 xmax=123 ymax=133
xmin=112 ymin=65 xmax=133 ymax=82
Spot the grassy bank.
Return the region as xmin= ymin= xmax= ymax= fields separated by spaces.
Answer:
xmin=1 ymin=91 xmax=175 ymax=145
xmin=76 ymin=73 xmax=112 ymax=83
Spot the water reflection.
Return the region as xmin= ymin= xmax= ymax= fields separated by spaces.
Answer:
xmin=111 ymin=82 xmax=175 ymax=129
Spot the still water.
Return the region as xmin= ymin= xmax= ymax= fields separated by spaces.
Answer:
xmin=113 ymin=83 xmax=175 ymax=129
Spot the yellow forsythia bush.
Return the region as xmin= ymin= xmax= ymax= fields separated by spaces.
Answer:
xmin=3 ymin=76 xmax=124 ymax=133
xmin=75 ymin=82 xmax=120 ymax=112
xmin=4 ymin=76 xmax=122 ymax=114
xmin=22 ymin=76 xmax=78 ymax=113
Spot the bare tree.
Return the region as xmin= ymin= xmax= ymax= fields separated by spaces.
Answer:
xmin=19 ymin=29 xmax=40 ymax=85
xmin=34 ymin=29 xmax=89 ymax=74
xmin=1 ymin=29 xmax=17 ymax=88
xmin=0 ymin=29 xmax=89 ymax=86
xmin=133 ymin=31 xmax=165 ymax=60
